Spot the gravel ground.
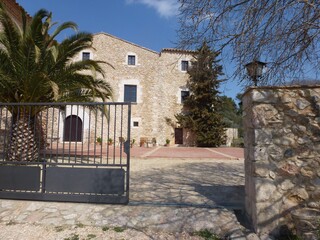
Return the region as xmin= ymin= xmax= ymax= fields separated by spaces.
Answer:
xmin=0 ymin=223 xmax=205 ymax=240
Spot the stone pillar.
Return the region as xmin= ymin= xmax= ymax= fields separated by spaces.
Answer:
xmin=243 ymin=86 xmax=320 ymax=237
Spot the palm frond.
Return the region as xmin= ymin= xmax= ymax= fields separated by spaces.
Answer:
xmin=0 ymin=5 xmax=112 ymax=110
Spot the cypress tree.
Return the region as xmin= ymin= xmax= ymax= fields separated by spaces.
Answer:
xmin=176 ymin=42 xmax=226 ymax=147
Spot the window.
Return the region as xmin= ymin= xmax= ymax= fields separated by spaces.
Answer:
xmin=181 ymin=90 xmax=190 ymax=103
xmin=124 ymin=85 xmax=137 ymax=102
xmin=82 ymin=52 xmax=90 ymax=60
xmin=128 ymin=55 xmax=136 ymax=65
xmin=181 ymin=60 xmax=189 ymax=71
xmin=133 ymin=121 xmax=139 ymax=127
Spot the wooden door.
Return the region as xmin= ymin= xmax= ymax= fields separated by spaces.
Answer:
xmin=174 ymin=128 xmax=183 ymax=144
xmin=64 ymin=115 xmax=83 ymax=142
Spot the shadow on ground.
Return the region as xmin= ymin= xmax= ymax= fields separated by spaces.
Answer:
xmin=130 ymin=160 xmax=245 ymax=210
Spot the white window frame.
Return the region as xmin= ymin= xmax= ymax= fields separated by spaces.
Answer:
xmin=124 ymin=84 xmax=137 ymax=103
xmin=179 ymin=56 xmax=192 ymax=72
xmin=181 ymin=90 xmax=190 ymax=104
xmin=177 ymin=87 xmax=189 ymax=104
xmin=80 ymin=50 xmax=93 ymax=61
xmin=132 ymin=118 xmax=141 ymax=128
xmin=180 ymin=60 xmax=189 ymax=72
xmin=118 ymin=79 xmax=142 ymax=103
xmin=125 ymin=52 xmax=139 ymax=66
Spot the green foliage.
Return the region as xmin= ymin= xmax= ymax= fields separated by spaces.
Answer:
xmin=218 ymin=96 xmax=242 ymax=128
xmin=231 ymin=138 xmax=244 ymax=148
xmin=64 ymin=234 xmax=79 ymax=240
xmin=276 ymin=233 xmax=300 ymax=240
xmin=54 ymin=226 xmax=65 ymax=232
xmin=193 ymin=229 xmax=221 ymax=240
xmin=113 ymin=226 xmax=125 ymax=232
xmin=96 ymin=137 xmax=102 ymax=144
xmin=175 ymin=42 xmax=226 ymax=147
xmin=102 ymin=226 xmax=109 ymax=231
xmin=86 ymin=234 xmax=96 ymax=239
xmin=0 ymin=4 xmax=113 ymax=161
xmin=166 ymin=139 xmax=170 ymax=145
xmin=75 ymin=222 xmax=85 ymax=228
xmin=0 ymin=4 xmax=112 ymax=110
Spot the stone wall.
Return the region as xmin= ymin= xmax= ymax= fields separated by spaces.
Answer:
xmin=89 ymin=33 xmax=193 ymax=145
xmin=243 ymin=86 xmax=320 ymax=237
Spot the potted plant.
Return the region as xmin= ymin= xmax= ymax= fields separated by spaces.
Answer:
xmin=131 ymin=139 xmax=136 ymax=148
xmin=152 ymin=138 xmax=157 ymax=147
xmin=165 ymin=138 xmax=170 ymax=146
xmin=96 ymin=137 xmax=102 ymax=145
xmin=108 ymin=138 xmax=113 ymax=145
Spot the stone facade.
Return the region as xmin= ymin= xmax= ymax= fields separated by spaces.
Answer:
xmin=44 ymin=33 xmax=240 ymax=146
xmin=78 ymin=33 xmax=194 ymax=145
xmin=243 ymin=86 xmax=320 ymax=237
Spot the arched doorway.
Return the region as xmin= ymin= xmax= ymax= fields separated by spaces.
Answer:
xmin=63 ymin=115 xmax=83 ymax=142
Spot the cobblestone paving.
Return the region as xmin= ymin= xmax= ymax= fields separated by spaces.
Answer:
xmin=0 ymin=158 xmax=246 ymax=239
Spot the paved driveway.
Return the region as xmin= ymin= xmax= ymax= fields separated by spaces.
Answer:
xmin=131 ymin=146 xmax=244 ymax=160
xmin=0 ymin=153 xmax=246 ymax=239
xmin=130 ymin=157 xmax=245 ymax=209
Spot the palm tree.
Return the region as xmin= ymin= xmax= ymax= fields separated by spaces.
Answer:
xmin=0 ymin=4 xmax=113 ymax=161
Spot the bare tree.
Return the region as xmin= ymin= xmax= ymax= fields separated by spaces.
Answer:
xmin=178 ymin=0 xmax=320 ymax=86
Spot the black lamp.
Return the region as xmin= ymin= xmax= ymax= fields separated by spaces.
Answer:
xmin=245 ymin=60 xmax=266 ymax=86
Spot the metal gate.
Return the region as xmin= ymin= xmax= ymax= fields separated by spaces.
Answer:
xmin=0 ymin=102 xmax=131 ymax=204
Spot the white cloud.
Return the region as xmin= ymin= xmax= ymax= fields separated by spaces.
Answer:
xmin=126 ymin=0 xmax=179 ymax=18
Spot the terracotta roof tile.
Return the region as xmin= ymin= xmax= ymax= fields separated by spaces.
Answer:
xmin=161 ymin=48 xmax=196 ymax=54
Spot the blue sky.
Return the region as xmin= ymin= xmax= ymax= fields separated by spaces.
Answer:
xmin=16 ymin=0 xmax=242 ymax=101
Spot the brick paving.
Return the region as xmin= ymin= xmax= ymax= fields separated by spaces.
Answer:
xmin=47 ymin=143 xmax=244 ymax=160
xmin=130 ymin=146 xmax=243 ymax=160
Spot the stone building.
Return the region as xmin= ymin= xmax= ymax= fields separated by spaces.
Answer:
xmin=0 ymin=1 xmax=236 ymax=147
xmin=74 ymin=32 xmax=195 ymax=146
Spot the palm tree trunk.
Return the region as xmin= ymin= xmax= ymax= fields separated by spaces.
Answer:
xmin=6 ymin=113 xmax=40 ymax=162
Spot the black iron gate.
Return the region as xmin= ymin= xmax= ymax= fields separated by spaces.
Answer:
xmin=0 ymin=102 xmax=131 ymax=204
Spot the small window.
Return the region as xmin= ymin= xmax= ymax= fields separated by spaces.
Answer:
xmin=181 ymin=60 xmax=189 ymax=71
xmin=124 ymin=85 xmax=137 ymax=102
xmin=128 ymin=55 xmax=136 ymax=65
xmin=181 ymin=91 xmax=190 ymax=103
xmin=82 ymin=52 xmax=90 ymax=60
xmin=133 ymin=121 xmax=139 ymax=127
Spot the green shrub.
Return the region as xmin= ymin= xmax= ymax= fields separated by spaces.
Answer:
xmin=86 ymin=234 xmax=96 ymax=239
xmin=64 ymin=234 xmax=79 ymax=240
xmin=54 ymin=226 xmax=65 ymax=232
xmin=76 ymin=222 xmax=84 ymax=228
xmin=231 ymin=138 xmax=244 ymax=147
xmin=113 ymin=226 xmax=125 ymax=232
xmin=96 ymin=137 xmax=102 ymax=144
xmin=192 ymin=229 xmax=221 ymax=240
xmin=102 ymin=226 xmax=109 ymax=231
